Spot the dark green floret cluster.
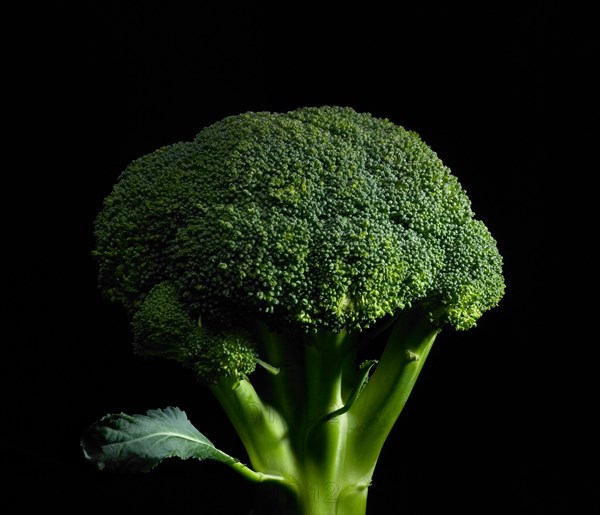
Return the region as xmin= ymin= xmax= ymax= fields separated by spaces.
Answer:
xmin=95 ymin=106 xmax=503 ymax=375
xmin=131 ymin=281 xmax=257 ymax=383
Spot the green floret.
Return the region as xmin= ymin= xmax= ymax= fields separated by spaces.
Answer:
xmin=132 ymin=281 xmax=258 ymax=383
xmin=188 ymin=329 xmax=258 ymax=385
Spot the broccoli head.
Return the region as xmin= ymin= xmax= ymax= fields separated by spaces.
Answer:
xmin=96 ymin=106 xmax=502 ymax=333
xmin=86 ymin=106 xmax=504 ymax=514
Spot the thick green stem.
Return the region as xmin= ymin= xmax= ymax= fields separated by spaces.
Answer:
xmin=297 ymin=480 xmax=369 ymax=515
xmin=304 ymin=332 xmax=350 ymax=426
xmin=347 ymin=310 xmax=440 ymax=476
xmin=304 ymin=332 xmax=350 ymax=474
xmin=212 ymin=314 xmax=438 ymax=515
xmin=297 ymin=331 xmax=369 ymax=515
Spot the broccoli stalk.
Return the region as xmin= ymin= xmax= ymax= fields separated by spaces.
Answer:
xmin=81 ymin=106 xmax=504 ymax=514
xmin=196 ymin=314 xmax=437 ymax=514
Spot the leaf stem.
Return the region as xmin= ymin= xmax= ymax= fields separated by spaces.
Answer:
xmin=228 ymin=460 xmax=287 ymax=484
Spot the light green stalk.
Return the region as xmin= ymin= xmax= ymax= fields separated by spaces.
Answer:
xmin=347 ymin=310 xmax=440 ymax=478
xmin=212 ymin=309 xmax=440 ymax=515
xmin=210 ymin=377 xmax=298 ymax=480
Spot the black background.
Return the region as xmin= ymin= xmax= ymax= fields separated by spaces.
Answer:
xmin=4 ymin=1 xmax=598 ymax=513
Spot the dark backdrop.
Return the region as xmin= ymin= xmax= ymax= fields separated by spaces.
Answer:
xmin=5 ymin=2 xmax=598 ymax=513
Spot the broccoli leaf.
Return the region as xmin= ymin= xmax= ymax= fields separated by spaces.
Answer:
xmin=80 ymin=406 xmax=235 ymax=472
xmin=81 ymin=406 xmax=285 ymax=483
xmin=81 ymin=407 xmax=237 ymax=472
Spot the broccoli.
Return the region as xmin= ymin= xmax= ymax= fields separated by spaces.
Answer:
xmin=81 ymin=106 xmax=504 ymax=514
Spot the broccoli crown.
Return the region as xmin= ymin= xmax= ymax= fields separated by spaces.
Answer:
xmin=95 ymin=106 xmax=504 ymax=345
